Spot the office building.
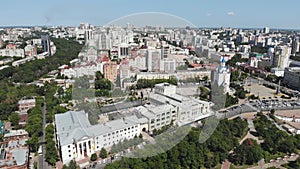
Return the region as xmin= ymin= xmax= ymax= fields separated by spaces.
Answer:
xmin=263 ymin=27 xmax=270 ymax=34
xmin=41 ymin=35 xmax=51 ymax=56
xmin=283 ymin=67 xmax=300 ymax=91
xmin=292 ymin=36 xmax=299 ymax=55
xmin=146 ymin=49 xmax=161 ymax=72
xmin=272 ymin=46 xmax=291 ymax=69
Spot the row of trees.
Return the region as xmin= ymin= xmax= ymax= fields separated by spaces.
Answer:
xmin=0 ymin=38 xmax=82 ymax=83
xmin=105 ymin=118 xmax=248 ymax=169
xmin=45 ymin=124 xmax=59 ymax=165
xmin=91 ymin=148 xmax=108 ymax=161
xmin=136 ymin=77 xmax=177 ymax=89
xmin=25 ymin=96 xmax=44 ymax=152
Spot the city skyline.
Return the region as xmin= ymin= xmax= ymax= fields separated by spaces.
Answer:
xmin=1 ymin=0 xmax=300 ymax=29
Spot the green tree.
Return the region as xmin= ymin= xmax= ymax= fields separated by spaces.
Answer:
xmin=91 ymin=153 xmax=98 ymax=161
xmin=9 ymin=112 xmax=20 ymax=128
xmin=100 ymin=147 xmax=108 ymax=159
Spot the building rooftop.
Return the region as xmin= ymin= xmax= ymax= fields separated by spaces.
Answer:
xmin=4 ymin=130 xmax=28 ymax=138
xmin=55 ymin=111 xmax=140 ymax=146
xmin=18 ymin=99 xmax=35 ymax=105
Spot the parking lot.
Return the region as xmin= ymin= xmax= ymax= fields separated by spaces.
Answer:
xmin=249 ymin=99 xmax=300 ymax=111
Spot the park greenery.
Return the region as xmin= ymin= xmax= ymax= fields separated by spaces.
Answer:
xmin=225 ymin=93 xmax=239 ymax=107
xmin=254 ymin=113 xmax=300 ymax=155
xmin=230 ymin=83 xmax=250 ymax=99
xmin=0 ymin=37 xmax=82 ymax=168
xmin=230 ymin=70 xmax=248 ymax=82
xmin=229 ymin=138 xmax=264 ymax=165
xmin=0 ymin=38 xmax=82 ymax=83
xmin=105 ymin=118 xmax=248 ymax=169
xmin=226 ymin=55 xmax=249 ymax=67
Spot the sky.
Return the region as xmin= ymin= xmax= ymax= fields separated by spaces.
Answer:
xmin=1 ymin=0 xmax=300 ymax=29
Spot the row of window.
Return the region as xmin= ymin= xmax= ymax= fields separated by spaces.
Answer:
xmin=99 ymin=125 xmax=138 ymax=139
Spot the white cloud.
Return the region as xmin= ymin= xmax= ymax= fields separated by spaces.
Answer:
xmin=206 ymin=13 xmax=212 ymax=17
xmin=227 ymin=11 xmax=235 ymax=16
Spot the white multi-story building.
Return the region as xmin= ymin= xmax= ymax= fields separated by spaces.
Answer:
xmin=146 ymin=48 xmax=161 ymax=72
xmin=0 ymin=49 xmax=25 ymax=57
xmin=55 ymin=111 xmax=140 ymax=164
xmin=212 ymin=57 xmax=231 ymax=93
xmin=60 ymin=63 xmax=103 ymax=78
xmin=160 ymin=58 xmax=176 ymax=73
xmin=272 ymin=45 xmax=291 ymax=69
xmin=148 ymin=83 xmax=211 ymax=126
xmin=55 ymin=83 xmax=212 ymax=164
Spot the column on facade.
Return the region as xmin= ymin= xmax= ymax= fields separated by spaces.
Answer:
xmin=86 ymin=140 xmax=90 ymax=156
xmin=80 ymin=142 xmax=84 ymax=158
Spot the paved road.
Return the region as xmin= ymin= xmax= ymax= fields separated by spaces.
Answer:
xmin=38 ymin=96 xmax=51 ymax=169
xmin=248 ymin=155 xmax=299 ymax=169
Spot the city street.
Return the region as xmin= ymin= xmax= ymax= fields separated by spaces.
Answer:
xmin=38 ymin=96 xmax=51 ymax=169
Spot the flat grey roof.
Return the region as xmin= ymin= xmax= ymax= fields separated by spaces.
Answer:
xmin=55 ymin=111 xmax=140 ymax=146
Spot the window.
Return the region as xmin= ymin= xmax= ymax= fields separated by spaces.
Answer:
xmin=68 ymin=145 xmax=70 ymax=148
xmin=69 ymin=155 xmax=71 ymax=157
